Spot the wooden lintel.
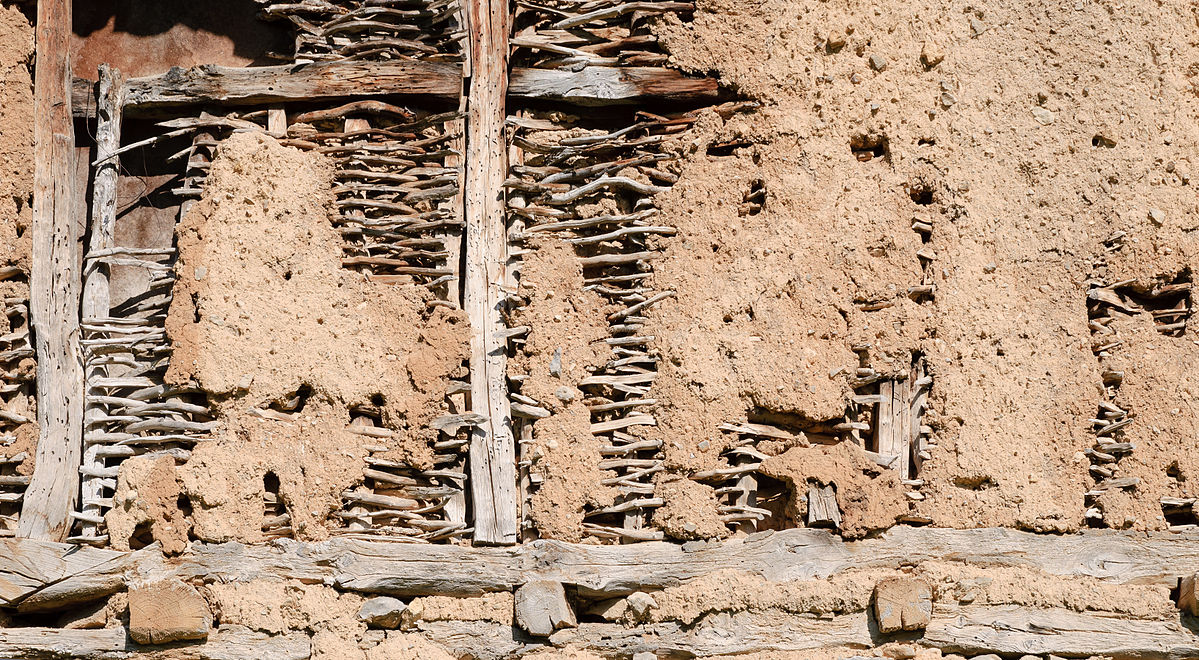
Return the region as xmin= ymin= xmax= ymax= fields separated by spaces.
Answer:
xmin=21 ymin=0 xmax=85 ymax=542
xmin=6 ymin=527 xmax=1199 ymax=613
xmin=463 ymin=0 xmax=519 ymax=545
xmin=0 ymin=625 xmax=309 ymax=660
xmin=69 ymin=62 xmax=723 ymax=118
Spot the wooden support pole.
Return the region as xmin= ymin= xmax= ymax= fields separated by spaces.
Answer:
xmin=78 ymin=64 xmax=124 ymax=541
xmin=20 ymin=0 xmax=84 ymax=542
xmin=463 ymin=0 xmax=518 ymax=545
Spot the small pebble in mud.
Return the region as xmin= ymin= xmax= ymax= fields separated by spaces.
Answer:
xmin=554 ymin=386 xmax=575 ymax=403
xmin=1148 ymin=208 xmax=1166 ymax=226
xmin=920 ymin=41 xmax=944 ymax=68
xmin=970 ymin=17 xmax=987 ymax=36
xmin=1031 ymin=107 xmax=1055 ymax=125
xmin=826 ymin=30 xmax=846 ymax=51
xmin=869 ymin=54 xmax=888 ymax=71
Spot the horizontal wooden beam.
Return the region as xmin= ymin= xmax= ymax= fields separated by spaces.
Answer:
xmin=509 ymin=66 xmax=722 ymax=105
xmin=5 ymin=527 xmax=1199 ymax=613
xmin=2 ymin=608 xmax=1196 ymax=659
xmin=70 ymin=62 xmax=723 ymax=118
xmin=415 ymin=607 xmax=1199 ymax=659
xmin=0 ymin=625 xmax=309 ymax=660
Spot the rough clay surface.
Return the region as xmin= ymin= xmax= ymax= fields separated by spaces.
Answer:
xmin=513 ymin=238 xmax=617 ymax=541
xmin=642 ymin=0 xmax=1199 ymax=533
xmin=760 ymin=443 xmax=906 ymax=538
xmin=0 ymin=3 xmax=36 ymax=479
xmin=105 ymin=456 xmax=190 ymax=554
xmin=645 ymin=564 xmax=1174 ymax=625
xmin=158 ymin=133 xmax=468 ymax=542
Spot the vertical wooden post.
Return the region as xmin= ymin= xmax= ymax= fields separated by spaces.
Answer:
xmin=78 ymin=64 xmax=125 ymax=539
xmin=463 ymin=0 xmax=518 ymax=544
xmin=20 ymin=0 xmax=84 ymax=541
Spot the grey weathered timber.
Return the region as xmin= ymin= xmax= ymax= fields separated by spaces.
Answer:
xmin=0 ymin=625 xmax=310 ymax=660
xmin=78 ymin=64 xmax=125 ymax=540
xmin=69 ymin=64 xmax=721 ymax=118
xmin=20 ymin=0 xmax=85 ymax=542
xmin=463 ymin=0 xmax=519 ymax=545
xmin=509 ymin=66 xmax=721 ymax=105
xmin=8 ymin=527 xmax=1199 ymax=612
xmin=119 ymin=60 xmax=461 ymax=115
xmin=924 ymin=605 xmax=1199 ymax=659
xmin=416 ymin=606 xmax=1199 ymax=659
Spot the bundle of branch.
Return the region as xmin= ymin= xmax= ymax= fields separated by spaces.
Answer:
xmin=71 ymin=113 xmax=261 ymax=544
xmin=284 ymin=105 xmax=464 ymax=291
xmin=255 ymin=0 xmax=464 ymax=64
xmin=506 ymin=111 xmax=699 ymax=543
xmin=280 ymin=102 xmax=469 ymax=543
xmin=0 ymin=278 xmax=34 ymax=538
xmin=511 ymin=0 xmax=695 ymax=69
xmin=1082 ymin=281 xmax=1154 ymax=527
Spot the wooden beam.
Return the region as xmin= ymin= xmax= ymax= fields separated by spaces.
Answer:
xmin=8 ymin=527 xmax=1199 ymax=612
xmin=414 ymin=607 xmax=1199 ymax=659
xmin=70 ymin=64 xmax=723 ymax=118
xmin=0 ymin=625 xmax=310 ymax=660
xmin=119 ymin=60 xmax=462 ymax=116
xmin=509 ymin=66 xmax=722 ymax=106
xmin=463 ymin=0 xmax=518 ymax=545
xmin=924 ymin=605 xmax=1199 ymax=659
xmin=3 ymin=608 xmax=1194 ymax=659
xmin=20 ymin=0 xmax=84 ymax=542
xmin=78 ymin=64 xmax=124 ymax=541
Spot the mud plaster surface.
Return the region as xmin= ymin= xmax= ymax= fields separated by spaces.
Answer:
xmin=643 ymin=0 xmax=1199 ymax=532
xmin=513 ymin=239 xmax=618 ymax=541
xmin=154 ymin=133 xmax=468 ymax=543
xmin=646 ymin=563 xmax=1173 ymax=625
xmin=0 ymin=3 xmax=35 ymax=475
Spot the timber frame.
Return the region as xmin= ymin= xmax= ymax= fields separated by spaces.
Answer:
xmin=6 ymin=1 xmax=1199 ymax=658
xmin=4 ymin=527 xmax=1199 ymax=657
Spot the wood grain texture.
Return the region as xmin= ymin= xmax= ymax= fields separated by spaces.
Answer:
xmin=463 ymin=0 xmax=519 ymax=545
xmin=79 ymin=63 xmax=124 ymax=539
xmin=924 ymin=605 xmax=1199 ymax=659
xmin=0 ymin=625 xmax=309 ymax=660
xmin=71 ymin=65 xmax=721 ymax=117
xmin=9 ymin=527 xmax=1199 ymax=612
xmin=508 ymin=66 xmax=721 ymax=105
xmin=21 ymin=0 xmax=85 ymax=542
xmin=120 ymin=60 xmax=462 ymax=115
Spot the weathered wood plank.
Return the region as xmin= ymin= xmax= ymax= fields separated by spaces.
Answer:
xmin=71 ymin=64 xmax=722 ymax=117
xmin=924 ymin=605 xmax=1199 ymax=659
xmin=79 ymin=64 xmax=125 ymax=540
xmin=20 ymin=0 xmax=85 ymax=542
xmin=0 ymin=538 xmax=126 ymax=606
xmin=120 ymin=60 xmax=462 ymax=116
xmin=9 ymin=528 xmax=1199 ymax=613
xmin=0 ymin=625 xmax=310 ymax=660
xmin=463 ymin=0 xmax=519 ymax=545
xmin=418 ymin=606 xmax=1199 ymax=659
xmin=508 ymin=66 xmax=722 ymax=106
